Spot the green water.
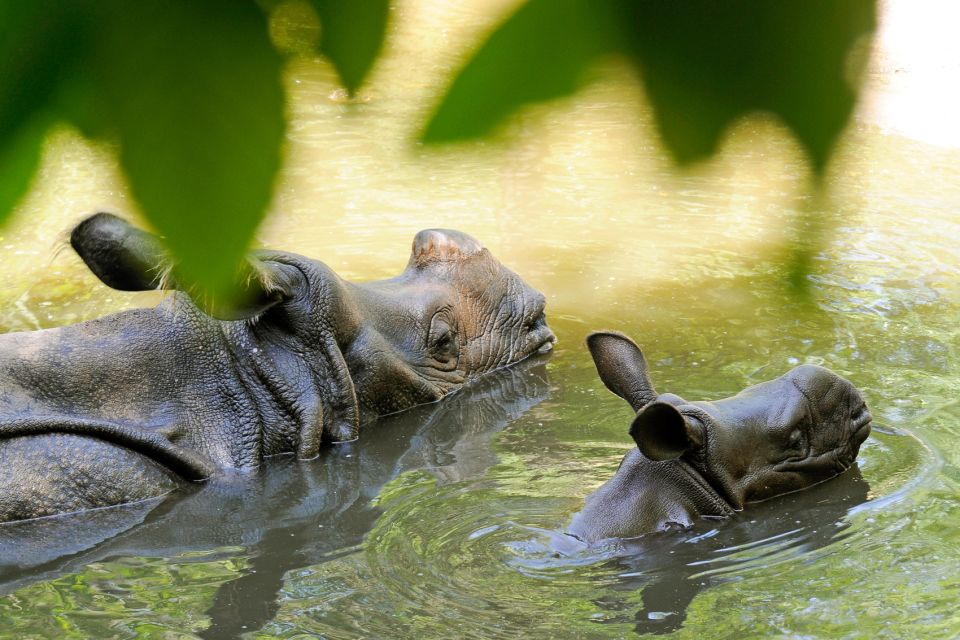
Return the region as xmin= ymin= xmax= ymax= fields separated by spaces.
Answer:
xmin=1 ymin=0 xmax=959 ymax=637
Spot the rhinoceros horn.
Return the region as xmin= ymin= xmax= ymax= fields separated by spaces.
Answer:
xmin=409 ymin=229 xmax=486 ymax=267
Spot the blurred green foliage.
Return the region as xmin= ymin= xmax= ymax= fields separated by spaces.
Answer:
xmin=423 ymin=0 xmax=877 ymax=175
xmin=0 ymin=0 xmax=876 ymax=304
xmin=309 ymin=0 xmax=390 ymax=94
xmin=0 ymin=0 xmax=387 ymax=302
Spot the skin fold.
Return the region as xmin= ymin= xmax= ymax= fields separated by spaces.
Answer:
xmin=0 ymin=213 xmax=555 ymax=523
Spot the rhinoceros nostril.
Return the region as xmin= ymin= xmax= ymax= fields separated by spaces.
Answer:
xmin=850 ymin=403 xmax=871 ymax=426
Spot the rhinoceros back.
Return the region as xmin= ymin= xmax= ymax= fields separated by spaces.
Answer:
xmin=0 ymin=434 xmax=178 ymax=521
xmin=0 ymin=299 xmax=258 ymax=522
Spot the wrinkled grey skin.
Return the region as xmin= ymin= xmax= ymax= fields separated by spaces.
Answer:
xmin=0 ymin=213 xmax=555 ymax=523
xmin=0 ymin=356 xmax=551 ymax=638
xmin=569 ymin=331 xmax=871 ymax=543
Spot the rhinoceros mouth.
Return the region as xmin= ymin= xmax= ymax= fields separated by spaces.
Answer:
xmin=520 ymin=328 xmax=557 ymax=360
xmin=850 ymin=404 xmax=872 ymax=446
xmin=774 ymin=452 xmax=847 ymax=476
xmin=0 ymin=418 xmax=218 ymax=482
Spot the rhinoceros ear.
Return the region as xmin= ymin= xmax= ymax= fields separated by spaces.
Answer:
xmin=71 ymin=212 xmax=168 ymax=291
xmin=629 ymin=402 xmax=704 ymax=461
xmin=586 ymin=331 xmax=658 ymax=412
xmin=71 ymin=212 xmax=293 ymax=320
xmin=410 ymin=229 xmax=486 ymax=267
xmin=202 ymin=258 xmax=296 ymax=321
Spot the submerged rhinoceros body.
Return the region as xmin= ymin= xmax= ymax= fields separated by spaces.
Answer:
xmin=569 ymin=332 xmax=871 ymax=543
xmin=0 ymin=214 xmax=555 ymax=522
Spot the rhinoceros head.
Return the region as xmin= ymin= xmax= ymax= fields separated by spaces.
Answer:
xmin=342 ymin=228 xmax=556 ymax=414
xmin=70 ymin=214 xmax=555 ymax=431
xmin=583 ymin=331 xmax=871 ymax=518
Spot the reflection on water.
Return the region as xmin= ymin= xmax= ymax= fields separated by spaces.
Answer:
xmin=0 ymin=0 xmax=959 ymax=638
xmin=508 ymin=466 xmax=873 ymax=635
xmin=0 ymin=356 xmax=550 ymax=636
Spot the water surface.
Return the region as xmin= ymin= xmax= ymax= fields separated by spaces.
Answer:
xmin=0 ymin=1 xmax=958 ymax=638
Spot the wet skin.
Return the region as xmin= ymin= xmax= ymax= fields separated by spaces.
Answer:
xmin=0 ymin=213 xmax=555 ymax=523
xmin=569 ymin=331 xmax=871 ymax=543
xmin=0 ymin=356 xmax=551 ymax=638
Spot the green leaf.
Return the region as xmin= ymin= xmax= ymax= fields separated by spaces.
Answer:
xmin=91 ymin=0 xmax=287 ymax=300
xmin=614 ymin=0 xmax=876 ymax=173
xmin=421 ymin=0 xmax=876 ymax=173
xmin=308 ymin=0 xmax=390 ymax=94
xmin=0 ymin=3 xmax=88 ymax=223
xmin=0 ymin=116 xmax=50 ymax=226
xmin=0 ymin=3 xmax=89 ymax=141
xmin=421 ymin=0 xmax=607 ymax=143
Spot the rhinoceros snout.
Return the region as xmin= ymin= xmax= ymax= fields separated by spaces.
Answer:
xmin=786 ymin=363 xmax=871 ymax=456
xmin=536 ymin=327 xmax=557 ymax=353
xmin=787 ymin=365 xmax=858 ymax=409
xmin=850 ymin=402 xmax=872 ymax=448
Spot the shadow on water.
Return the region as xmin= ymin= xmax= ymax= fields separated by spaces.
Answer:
xmin=0 ymin=354 xmax=551 ymax=638
xmin=510 ymin=465 xmax=871 ymax=636
xmin=620 ymin=467 xmax=870 ymax=635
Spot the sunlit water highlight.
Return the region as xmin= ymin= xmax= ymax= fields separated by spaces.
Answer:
xmin=0 ymin=0 xmax=958 ymax=638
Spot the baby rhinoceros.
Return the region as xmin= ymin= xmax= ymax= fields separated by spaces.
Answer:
xmin=0 ymin=213 xmax=555 ymax=523
xmin=569 ymin=332 xmax=871 ymax=543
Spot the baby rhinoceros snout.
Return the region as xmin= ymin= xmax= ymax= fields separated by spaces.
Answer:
xmin=783 ymin=363 xmax=872 ymax=463
xmin=787 ymin=364 xmax=872 ymax=446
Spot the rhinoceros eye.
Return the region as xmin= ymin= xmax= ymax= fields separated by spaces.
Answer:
xmin=428 ymin=315 xmax=459 ymax=365
xmin=787 ymin=428 xmax=802 ymax=449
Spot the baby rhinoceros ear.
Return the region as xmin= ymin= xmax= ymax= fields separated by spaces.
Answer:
xmin=586 ymin=331 xmax=658 ymax=412
xmin=410 ymin=229 xmax=486 ymax=267
xmin=630 ymin=402 xmax=704 ymax=461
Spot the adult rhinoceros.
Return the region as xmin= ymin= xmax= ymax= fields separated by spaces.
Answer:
xmin=0 ymin=213 xmax=555 ymax=522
